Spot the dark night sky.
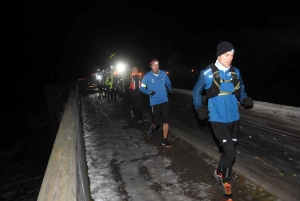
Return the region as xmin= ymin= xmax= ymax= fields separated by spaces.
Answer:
xmin=19 ymin=1 xmax=298 ymax=70
xmin=17 ymin=0 xmax=299 ymax=106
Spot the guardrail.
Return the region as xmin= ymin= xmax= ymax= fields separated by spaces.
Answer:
xmin=37 ymin=82 xmax=91 ymax=201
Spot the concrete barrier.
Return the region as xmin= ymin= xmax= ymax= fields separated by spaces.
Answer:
xmin=37 ymin=83 xmax=91 ymax=201
xmin=250 ymin=100 xmax=300 ymax=119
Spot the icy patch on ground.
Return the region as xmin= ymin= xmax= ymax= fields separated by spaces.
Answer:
xmin=81 ymin=94 xmax=214 ymax=201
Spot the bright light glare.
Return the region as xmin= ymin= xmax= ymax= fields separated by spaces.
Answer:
xmin=116 ymin=63 xmax=125 ymax=73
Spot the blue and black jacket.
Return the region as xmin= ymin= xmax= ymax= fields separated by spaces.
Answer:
xmin=140 ymin=70 xmax=172 ymax=106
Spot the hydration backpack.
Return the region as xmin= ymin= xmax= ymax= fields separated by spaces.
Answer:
xmin=205 ymin=63 xmax=241 ymax=99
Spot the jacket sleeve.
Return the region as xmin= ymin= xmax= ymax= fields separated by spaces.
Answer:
xmin=192 ymin=71 xmax=206 ymax=109
xmin=165 ymin=73 xmax=172 ymax=90
xmin=140 ymin=75 xmax=149 ymax=95
xmin=237 ymin=70 xmax=249 ymax=104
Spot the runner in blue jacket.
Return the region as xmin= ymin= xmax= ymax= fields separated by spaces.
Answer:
xmin=192 ymin=41 xmax=253 ymax=201
xmin=140 ymin=58 xmax=173 ymax=148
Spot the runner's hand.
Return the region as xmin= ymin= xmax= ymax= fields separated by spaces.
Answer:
xmin=149 ymin=91 xmax=156 ymax=97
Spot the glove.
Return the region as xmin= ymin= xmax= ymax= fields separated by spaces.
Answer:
xmin=242 ymin=97 xmax=253 ymax=107
xmin=167 ymin=89 xmax=173 ymax=94
xmin=196 ymin=106 xmax=209 ymax=120
xmin=149 ymin=91 xmax=156 ymax=97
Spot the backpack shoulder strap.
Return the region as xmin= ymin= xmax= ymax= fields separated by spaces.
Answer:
xmin=208 ymin=63 xmax=220 ymax=79
xmin=229 ymin=66 xmax=238 ymax=79
xmin=229 ymin=66 xmax=241 ymax=97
